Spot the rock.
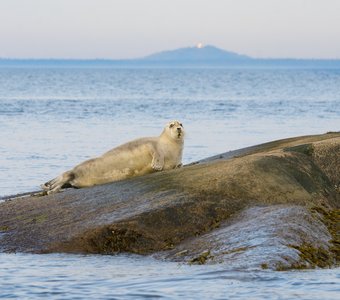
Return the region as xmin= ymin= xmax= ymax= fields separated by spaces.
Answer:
xmin=156 ymin=205 xmax=336 ymax=270
xmin=0 ymin=132 xmax=339 ymax=270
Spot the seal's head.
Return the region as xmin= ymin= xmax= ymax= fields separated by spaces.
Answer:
xmin=164 ymin=120 xmax=185 ymax=141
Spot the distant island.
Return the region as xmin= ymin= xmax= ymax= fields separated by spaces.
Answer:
xmin=1 ymin=44 xmax=340 ymax=68
xmin=143 ymin=44 xmax=251 ymax=63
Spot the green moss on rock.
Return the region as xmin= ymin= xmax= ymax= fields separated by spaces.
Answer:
xmin=311 ymin=207 xmax=340 ymax=264
xmin=0 ymin=225 xmax=9 ymax=231
xmin=189 ymin=250 xmax=212 ymax=265
xmin=291 ymin=244 xmax=334 ymax=268
xmin=284 ymin=143 xmax=314 ymax=156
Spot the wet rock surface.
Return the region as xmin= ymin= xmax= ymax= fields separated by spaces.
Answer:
xmin=157 ymin=205 xmax=336 ymax=270
xmin=1 ymin=132 xmax=339 ymax=270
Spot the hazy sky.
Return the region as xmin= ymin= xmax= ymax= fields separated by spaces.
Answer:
xmin=1 ymin=0 xmax=340 ymax=59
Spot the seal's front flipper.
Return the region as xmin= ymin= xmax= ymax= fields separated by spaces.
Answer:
xmin=151 ymin=151 xmax=164 ymax=171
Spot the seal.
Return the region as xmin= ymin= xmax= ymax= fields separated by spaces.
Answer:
xmin=41 ymin=120 xmax=185 ymax=193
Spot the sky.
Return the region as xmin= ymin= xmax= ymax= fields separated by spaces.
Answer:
xmin=0 ymin=0 xmax=340 ymax=59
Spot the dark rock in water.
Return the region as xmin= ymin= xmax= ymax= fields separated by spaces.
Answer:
xmin=157 ymin=205 xmax=335 ymax=270
xmin=0 ymin=132 xmax=339 ymax=270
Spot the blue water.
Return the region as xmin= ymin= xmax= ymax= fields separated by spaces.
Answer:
xmin=0 ymin=66 xmax=339 ymax=298
xmin=0 ymin=253 xmax=339 ymax=300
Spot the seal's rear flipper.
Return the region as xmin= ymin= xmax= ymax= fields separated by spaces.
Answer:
xmin=41 ymin=171 xmax=74 ymax=194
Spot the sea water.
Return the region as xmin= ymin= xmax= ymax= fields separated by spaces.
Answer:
xmin=0 ymin=66 xmax=339 ymax=299
xmin=0 ymin=253 xmax=339 ymax=299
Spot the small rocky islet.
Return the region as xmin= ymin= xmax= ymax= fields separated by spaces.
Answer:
xmin=0 ymin=132 xmax=339 ymax=270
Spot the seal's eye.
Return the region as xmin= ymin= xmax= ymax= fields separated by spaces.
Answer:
xmin=169 ymin=124 xmax=174 ymax=128
xmin=180 ymin=123 xmax=183 ymax=127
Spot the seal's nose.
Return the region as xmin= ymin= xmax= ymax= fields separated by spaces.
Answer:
xmin=177 ymin=127 xmax=181 ymax=132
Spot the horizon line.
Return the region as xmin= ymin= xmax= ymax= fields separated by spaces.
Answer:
xmin=1 ymin=57 xmax=340 ymax=61
xmin=1 ymin=45 xmax=340 ymax=61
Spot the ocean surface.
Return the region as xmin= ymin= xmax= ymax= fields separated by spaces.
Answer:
xmin=0 ymin=66 xmax=339 ymax=299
